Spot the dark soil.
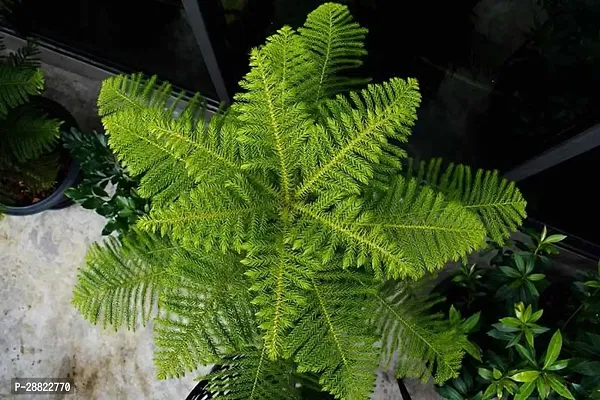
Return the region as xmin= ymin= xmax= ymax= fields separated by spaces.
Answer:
xmin=0 ymin=148 xmax=71 ymax=207
xmin=1 ymin=96 xmax=78 ymax=208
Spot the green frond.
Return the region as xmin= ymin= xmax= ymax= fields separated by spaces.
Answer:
xmin=1 ymin=104 xmax=61 ymax=162
xmin=372 ymin=280 xmax=466 ymax=384
xmin=207 ymin=348 xmax=300 ymax=400
xmin=98 ymin=74 xmax=271 ymax=207
xmin=154 ymin=249 xmax=257 ymax=379
xmin=299 ymin=2 xmax=369 ymax=102
xmin=292 ymin=198 xmax=409 ymax=279
xmin=98 ymin=75 xmax=195 ymax=206
xmin=97 ymin=73 xmax=172 ymax=116
xmin=0 ymin=65 xmax=44 ymax=115
xmin=244 ymin=239 xmax=313 ymax=360
xmin=360 ymin=174 xmax=487 ymax=278
xmin=286 ymin=264 xmax=379 ymax=399
xmin=138 ymin=182 xmax=273 ymax=252
xmin=408 ymin=158 xmax=527 ymax=244
xmin=296 ymin=78 xmax=421 ymax=199
xmin=72 ymin=231 xmax=175 ymax=330
xmin=234 ymin=26 xmax=312 ymax=201
xmin=146 ymin=97 xmax=254 ymax=194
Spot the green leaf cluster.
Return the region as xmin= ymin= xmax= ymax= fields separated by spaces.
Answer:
xmin=435 ymin=227 xmax=600 ymax=400
xmin=72 ymin=3 xmax=527 ymax=398
xmin=488 ymin=302 xmax=549 ymax=348
xmin=63 ymin=128 xmax=149 ymax=235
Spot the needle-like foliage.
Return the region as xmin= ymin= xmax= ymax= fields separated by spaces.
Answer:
xmin=373 ymin=280 xmax=467 ymax=384
xmin=0 ymin=40 xmax=62 ymax=203
xmin=406 ymin=158 xmax=527 ymax=244
xmin=72 ymin=3 xmax=527 ymax=399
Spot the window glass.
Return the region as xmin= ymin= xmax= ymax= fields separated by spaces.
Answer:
xmin=5 ymin=0 xmax=217 ymax=97
xmin=519 ymin=146 xmax=600 ymax=256
xmin=213 ymin=0 xmax=600 ymax=171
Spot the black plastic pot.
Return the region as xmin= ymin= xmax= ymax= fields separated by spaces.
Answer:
xmin=1 ymin=97 xmax=81 ymax=216
xmin=185 ymin=365 xmax=412 ymax=400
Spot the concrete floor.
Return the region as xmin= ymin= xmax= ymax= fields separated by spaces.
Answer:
xmin=0 ymin=208 xmax=206 ymax=400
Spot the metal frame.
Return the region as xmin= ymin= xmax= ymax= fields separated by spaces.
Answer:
xmin=1 ymin=28 xmax=116 ymax=82
xmin=503 ymin=123 xmax=600 ymax=258
xmin=504 ymin=123 xmax=600 ymax=182
xmin=0 ymin=28 xmax=222 ymax=114
xmin=181 ymin=0 xmax=230 ymax=104
xmin=4 ymin=0 xmax=600 ymax=253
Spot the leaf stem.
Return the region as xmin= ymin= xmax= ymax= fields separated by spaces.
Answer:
xmin=562 ymin=288 xmax=599 ymax=330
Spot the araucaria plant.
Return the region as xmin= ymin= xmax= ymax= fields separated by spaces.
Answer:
xmin=72 ymin=3 xmax=526 ymax=398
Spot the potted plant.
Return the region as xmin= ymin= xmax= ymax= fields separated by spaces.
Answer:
xmin=71 ymin=3 xmax=527 ymax=398
xmin=0 ymin=41 xmax=80 ymax=216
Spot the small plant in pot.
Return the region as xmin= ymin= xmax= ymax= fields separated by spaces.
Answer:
xmin=0 ymin=41 xmax=80 ymax=216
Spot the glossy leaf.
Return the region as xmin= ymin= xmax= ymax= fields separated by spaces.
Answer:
xmin=492 ymin=322 xmax=519 ymax=333
xmin=524 ymin=281 xmax=539 ymax=298
xmin=540 ymin=226 xmax=547 ymax=242
xmin=515 ymin=381 xmax=536 ymax=400
xmin=504 ymin=380 xmax=519 ymax=395
xmin=544 ymin=331 xmax=562 ymax=370
xmin=537 ymin=376 xmax=549 ymax=400
xmin=507 ymin=333 xmax=522 ymax=348
xmin=525 ymin=330 xmax=535 ymax=348
xmin=464 ymin=341 xmax=482 ymax=362
xmin=449 ymin=305 xmax=461 ymax=325
xmin=530 ymin=324 xmax=550 ymax=334
xmin=515 ymin=344 xmax=536 ymax=366
xmin=488 ymin=329 xmax=513 ymax=341
xmin=482 ymin=383 xmax=496 ymax=400
xmin=453 ymin=377 xmax=468 ymax=396
xmin=499 ymin=317 xmax=521 ymax=328
xmin=525 ymin=258 xmax=535 ymax=275
xmin=493 ymin=369 xmax=502 ymax=379
xmin=500 ymin=266 xmax=521 ymax=278
xmin=544 ymin=234 xmax=567 ymax=244
xmin=514 ymin=255 xmax=526 ymax=273
xmin=438 ymin=385 xmax=464 ymax=400
xmin=514 ymin=302 xmax=525 ymax=319
xmin=529 ymin=274 xmax=545 ymax=281
xmin=511 ymin=370 xmax=539 ymax=383
xmin=546 ymin=375 xmax=574 ymax=400
xmin=461 ymin=312 xmax=480 ymax=333
xmin=523 ymin=305 xmax=532 ymax=321
xmin=546 ymin=359 xmax=569 ymax=371
xmin=478 ymin=368 xmax=493 ymax=381
xmin=530 ymin=309 xmax=543 ymax=322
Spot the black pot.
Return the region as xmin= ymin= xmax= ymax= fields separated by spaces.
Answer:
xmin=185 ymin=365 xmax=412 ymax=400
xmin=2 ymin=97 xmax=81 ymax=216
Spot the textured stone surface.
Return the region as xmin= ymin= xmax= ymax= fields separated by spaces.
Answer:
xmin=405 ymin=379 xmax=443 ymax=400
xmin=42 ymin=63 xmax=104 ymax=134
xmin=0 ymin=207 xmax=207 ymax=399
